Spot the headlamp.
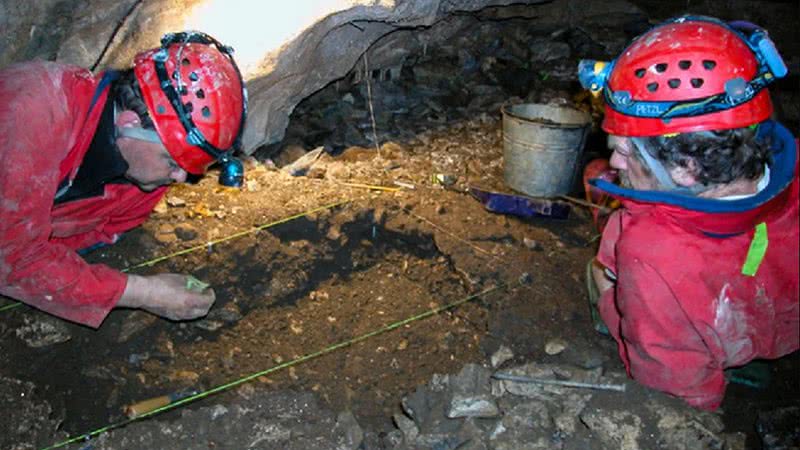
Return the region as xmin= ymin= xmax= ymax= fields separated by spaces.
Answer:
xmin=578 ymin=60 xmax=612 ymax=95
xmin=218 ymin=155 xmax=244 ymax=187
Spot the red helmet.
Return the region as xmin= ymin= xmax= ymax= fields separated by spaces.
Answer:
xmin=134 ymin=32 xmax=246 ymax=175
xmin=579 ymin=17 xmax=787 ymax=137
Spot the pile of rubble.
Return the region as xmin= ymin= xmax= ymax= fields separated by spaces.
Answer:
xmin=278 ymin=12 xmax=624 ymax=158
xmin=387 ymin=361 xmax=739 ymax=450
xmin=8 ymin=359 xmax=799 ymax=450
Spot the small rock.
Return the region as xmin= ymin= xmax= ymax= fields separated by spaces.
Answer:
xmin=117 ymin=311 xmax=158 ymax=342
xmin=489 ymin=421 xmax=507 ymax=440
xmin=169 ymin=370 xmax=199 ymax=383
xmin=166 ymin=196 xmax=186 ymax=207
xmin=722 ymin=432 xmax=747 ymax=450
xmin=334 ymin=410 xmax=364 ymax=450
xmin=544 ymin=339 xmax=567 ymax=356
xmin=194 ymin=320 xmax=223 ymax=331
xmin=209 ymin=404 xmax=229 ymax=420
xmin=128 ymin=353 xmax=150 ymax=366
xmin=447 ymin=364 xmax=499 ymax=418
xmin=436 ymin=204 xmax=446 ymax=214
xmin=191 ymin=203 xmax=214 ymax=218
xmin=245 ymin=179 xmax=261 ymax=192
xmin=309 ymin=290 xmax=330 ymax=301
xmin=326 ymin=224 xmax=342 ymax=241
xmin=236 ymin=383 xmax=256 ymax=400
xmin=284 ymin=146 xmax=325 ymax=176
xmin=290 ymin=320 xmax=303 ymax=334
xmin=580 ymin=409 xmax=643 ymax=449
xmin=523 ymin=237 xmax=542 ymax=250
xmin=174 ymin=224 xmax=199 ymax=241
xmin=154 ymin=223 xmax=177 ymax=244
xmin=207 ymin=304 xmax=242 ymax=323
xmin=384 ymin=429 xmax=404 ymax=448
xmin=490 ymin=345 xmax=514 ymax=368
xmin=153 ymin=198 xmax=169 ymax=214
xmin=15 ymin=316 xmax=71 ymax=348
xmin=394 ymin=413 xmax=419 ymax=443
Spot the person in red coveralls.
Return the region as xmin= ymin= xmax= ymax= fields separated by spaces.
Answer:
xmin=0 ymin=32 xmax=247 ymax=327
xmin=579 ymin=16 xmax=799 ymax=410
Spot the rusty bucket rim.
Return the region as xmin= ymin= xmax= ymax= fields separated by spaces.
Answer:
xmin=501 ymin=103 xmax=591 ymax=130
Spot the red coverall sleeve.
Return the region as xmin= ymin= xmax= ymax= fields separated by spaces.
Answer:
xmin=50 ymin=230 xmax=117 ymax=252
xmin=0 ymin=66 xmax=127 ymax=328
xmin=615 ymin=259 xmax=726 ymax=410
xmin=596 ymin=209 xmax=622 ymax=273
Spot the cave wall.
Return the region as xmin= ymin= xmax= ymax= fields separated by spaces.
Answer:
xmin=0 ymin=0 xmax=558 ymax=152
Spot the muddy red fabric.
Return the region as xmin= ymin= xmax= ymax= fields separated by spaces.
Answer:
xmin=1 ymin=62 xmax=166 ymax=327
xmin=582 ymin=158 xmax=618 ymax=232
xmin=594 ymin=130 xmax=799 ymax=410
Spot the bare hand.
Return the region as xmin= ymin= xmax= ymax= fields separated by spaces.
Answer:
xmin=118 ymin=273 xmax=216 ymax=321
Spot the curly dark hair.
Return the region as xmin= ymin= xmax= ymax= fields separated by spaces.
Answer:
xmin=640 ymin=126 xmax=772 ymax=186
xmin=112 ymin=69 xmax=155 ymax=129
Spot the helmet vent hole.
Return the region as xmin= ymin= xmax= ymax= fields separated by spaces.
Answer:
xmin=202 ymin=106 xmax=211 ymax=118
xmin=189 ymin=72 xmax=199 ymax=82
xmin=196 ymin=89 xmax=205 ymax=99
xmin=181 ymin=58 xmax=191 ymax=66
xmin=647 ymin=82 xmax=659 ymax=92
xmin=702 ymin=60 xmax=716 ymax=70
xmin=179 ymin=86 xmax=188 ymax=96
xmin=691 ymin=78 xmax=704 ymax=88
xmin=679 ymin=60 xmax=692 ymax=70
xmin=668 ymin=79 xmax=681 ymax=89
xmin=184 ymin=102 xmax=194 ymax=113
xmin=655 ymin=63 xmax=668 ymax=73
xmin=172 ymin=71 xmax=179 ymax=80
xmin=635 ymin=68 xmax=646 ymax=78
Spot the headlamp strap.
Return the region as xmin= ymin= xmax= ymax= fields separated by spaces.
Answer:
xmin=589 ymin=15 xmax=787 ymax=121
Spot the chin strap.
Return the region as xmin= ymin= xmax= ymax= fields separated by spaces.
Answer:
xmin=630 ymin=137 xmax=709 ymax=195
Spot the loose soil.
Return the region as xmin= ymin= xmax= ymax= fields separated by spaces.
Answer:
xmin=1 ymin=119 xmax=797 ymax=449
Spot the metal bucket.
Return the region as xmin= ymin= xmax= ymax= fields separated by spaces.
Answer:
xmin=502 ymin=103 xmax=591 ymax=198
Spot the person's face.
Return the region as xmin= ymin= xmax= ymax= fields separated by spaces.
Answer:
xmin=117 ymin=133 xmax=187 ymax=192
xmin=607 ymin=135 xmax=660 ymax=191
xmin=115 ymin=110 xmax=188 ymax=192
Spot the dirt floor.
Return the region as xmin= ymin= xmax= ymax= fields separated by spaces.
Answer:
xmin=1 ymin=115 xmax=798 ymax=449
xmin=0 ymin=116 xmax=590 ymax=427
